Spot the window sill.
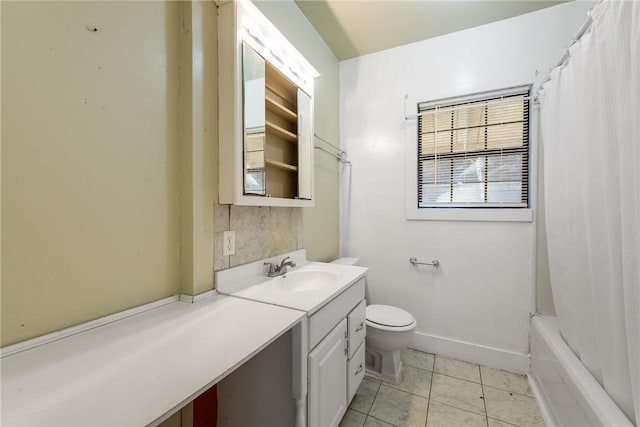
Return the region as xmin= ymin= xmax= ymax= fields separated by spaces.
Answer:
xmin=406 ymin=207 xmax=533 ymax=222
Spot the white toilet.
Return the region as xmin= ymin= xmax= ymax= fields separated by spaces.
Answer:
xmin=331 ymin=257 xmax=417 ymax=383
xmin=365 ymin=304 xmax=416 ymax=382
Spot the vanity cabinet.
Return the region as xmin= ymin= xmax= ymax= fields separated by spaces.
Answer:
xmin=308 ymin=278 xmax=366 ymax=427
xmin=308 ymin=319 xmax=348 ymax=427
xmin=218 ymin=0 xmax=318 ymax=207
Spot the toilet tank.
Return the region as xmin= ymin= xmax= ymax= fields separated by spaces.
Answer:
xmin=330 ymin=257 xmax=360 ymax=266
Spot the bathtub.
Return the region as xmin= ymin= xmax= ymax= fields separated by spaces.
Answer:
xmin=529 ymin=316 xmax=633 ymax=427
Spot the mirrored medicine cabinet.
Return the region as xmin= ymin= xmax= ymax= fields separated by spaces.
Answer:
xmin=218 ymin=0 xmax=318 ymax=207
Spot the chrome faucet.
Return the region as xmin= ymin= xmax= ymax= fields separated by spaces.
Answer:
xmin=264 ymin=256 xmax=297 ymax=277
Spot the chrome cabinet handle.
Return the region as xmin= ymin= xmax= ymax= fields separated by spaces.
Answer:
xmin=355 ymin=363 xmax=363 ymax=375
xmin=355 ymin=322 xmax=364 ymax=332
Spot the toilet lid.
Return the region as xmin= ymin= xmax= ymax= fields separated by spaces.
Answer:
xmin=366 ymin=304 xmax=414 ymax=327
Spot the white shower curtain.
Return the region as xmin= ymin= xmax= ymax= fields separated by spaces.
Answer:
xmin=539 ymin=1 xmax=639 ymax=425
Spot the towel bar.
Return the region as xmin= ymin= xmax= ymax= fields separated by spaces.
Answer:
xmin=409 ymin=257 xmax=440 ymax=268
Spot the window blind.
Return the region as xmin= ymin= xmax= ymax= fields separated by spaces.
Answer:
xmin=244 ymin=130 xmax=266 ymax=195
xmin=418 ymin=88 xmax=530 ymax=208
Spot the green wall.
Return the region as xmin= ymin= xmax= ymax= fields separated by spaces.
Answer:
xmin=1 ymin=1 xmax=186 ymax=346
xmin=0 ymin=0 xmax=340 ymax=346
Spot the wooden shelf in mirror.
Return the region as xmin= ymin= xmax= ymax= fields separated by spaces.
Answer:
xmin=266 ymin=158 xmax=298 ymax=172
xmin=265 ymin=64 xmax=297 ymax=100
xmin=266 ymin=121 xmax=297 ymax=142
xmin=266 ymin=96 xmax=297 ymax=121
xmin=264 ymin=64 xmax=299 ymax=199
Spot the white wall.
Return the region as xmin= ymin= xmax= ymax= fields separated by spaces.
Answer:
xmin=340 ymin=2 xmax=593 ymax=372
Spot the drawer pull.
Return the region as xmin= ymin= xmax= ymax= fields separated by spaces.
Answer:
xmin=355 ymin=322 xmax=364 ymax=332
xmin=355 ymin=363 xmax=363 ymax=376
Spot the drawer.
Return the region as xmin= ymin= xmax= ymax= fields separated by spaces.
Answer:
xmin=309 ymin=278 xmax=365 ymax=351
xmin=347 ymin=341 xmax=366 ymax=403
xmin=347 ymin=300 xmax=366 ymax=359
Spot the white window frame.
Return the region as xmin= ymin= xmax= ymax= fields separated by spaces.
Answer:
xmin=405 ymin=85 xmax=534 ymax=222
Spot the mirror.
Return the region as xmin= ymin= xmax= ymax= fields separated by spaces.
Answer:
xmin=242 ymin=43 xmax=266 ymax=195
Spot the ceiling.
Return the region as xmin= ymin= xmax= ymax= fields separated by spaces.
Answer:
xmin=294 ymin=0 xmax=567 ymax=60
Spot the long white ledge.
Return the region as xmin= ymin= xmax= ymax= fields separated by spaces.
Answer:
xmin=1 ymin=295 xmax=305 ymax=426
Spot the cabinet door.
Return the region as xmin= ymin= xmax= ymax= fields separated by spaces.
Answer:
xmin=297 ymin=89 xmax=313 ymax=200
xmin=308 ymin=318 xmax=347 ymax=427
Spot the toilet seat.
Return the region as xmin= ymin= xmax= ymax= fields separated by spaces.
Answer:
xmin=366 ymin=305 xmax=416 ymax=331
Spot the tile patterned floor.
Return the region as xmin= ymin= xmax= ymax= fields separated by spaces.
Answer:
xmin=340 ymin=350 xmax=545 ymax=427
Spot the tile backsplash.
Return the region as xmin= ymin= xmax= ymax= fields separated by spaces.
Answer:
xmin=214 ymin=204 xmax=304 ymax=273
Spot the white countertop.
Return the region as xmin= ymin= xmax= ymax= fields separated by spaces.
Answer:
xmin=218 ymin=258 xmax=368 ymax=315
xmin=1 ymin=294 xmax=305 ymax=427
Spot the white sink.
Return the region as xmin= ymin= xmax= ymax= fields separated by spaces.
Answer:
xmin=215 ymin=250 xmax=368 ymax=315
xmin=273 ymin=270 xmax=337 ymax=292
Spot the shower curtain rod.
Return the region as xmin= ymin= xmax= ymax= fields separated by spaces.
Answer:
xmin=535 ymin=4 xmax=597 ymax=104
xmin=543 ymin=11 xmax=594 ymax=85
xmin=314 ymin=134 xmax=351 ymax=163
xmin=314 ymin=145 xmax=341 ymax=159
xmin=314 ymin=134 xmax=344 ymax=155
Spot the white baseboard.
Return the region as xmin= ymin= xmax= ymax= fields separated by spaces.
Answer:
xmin=411 ymin=331 xmax=530 ymax=374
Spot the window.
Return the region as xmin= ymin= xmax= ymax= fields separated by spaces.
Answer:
xmin=417 ymin=86 xmax=530 ymax=208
